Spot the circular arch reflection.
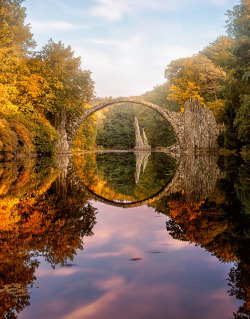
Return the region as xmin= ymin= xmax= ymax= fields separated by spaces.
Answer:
xmin=72 ymin=152 xmax=181 ymax=208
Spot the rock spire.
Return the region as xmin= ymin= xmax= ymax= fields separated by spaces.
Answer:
xmin=134 ymin=117 xmax=151 ymax=149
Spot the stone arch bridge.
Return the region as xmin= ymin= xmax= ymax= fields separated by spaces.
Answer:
xmin=63 ymin=98 xmax=219 ymax=153
xmin=57 ymin=153 xmax=220 ymax=208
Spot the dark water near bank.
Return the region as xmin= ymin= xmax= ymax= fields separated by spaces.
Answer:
xmin=0 ymin=152 xmax=249 ymax=319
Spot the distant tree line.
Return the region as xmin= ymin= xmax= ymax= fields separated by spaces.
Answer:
xmin=95 ymin=102 xmax=176 ymax=149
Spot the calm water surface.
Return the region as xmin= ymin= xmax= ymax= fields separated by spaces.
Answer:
xmin=0 ymin=152 xmax=249 ymax=319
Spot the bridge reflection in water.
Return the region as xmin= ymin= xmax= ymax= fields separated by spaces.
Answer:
xmin=135 ymin=151 xmax=150 ymax=184
xmin=56 ymin=152 xmax=220 ymax=207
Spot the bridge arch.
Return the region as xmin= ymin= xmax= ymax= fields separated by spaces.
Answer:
xmin=64 ymin=151 xmax=220 ymax=208
xmin=70 ymin=154 xmax=183 ymax=208
xmin=68 ymin=97 xmax=184 ymax=150
xmin=66 ymin=98 xmax=219 ymax=153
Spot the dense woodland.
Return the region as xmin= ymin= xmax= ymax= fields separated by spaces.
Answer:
xmin=0 ymin=0 xmax=249 ymax=153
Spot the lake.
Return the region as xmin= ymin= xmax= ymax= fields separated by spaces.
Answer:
xmin=0 ymin=152 xmax=249 ymax=319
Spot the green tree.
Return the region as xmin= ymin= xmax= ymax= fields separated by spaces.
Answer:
xmin=222 ymin=0 xmax=250 ymax=148
xmin=201 ymin=36 xmax=236 ymax=71
xmin=96 ymin=104 xmax=135 ymax=149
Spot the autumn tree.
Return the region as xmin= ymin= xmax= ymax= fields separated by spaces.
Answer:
xmin=35 ymin=40 xmax=95 ymax=149
xmin=73 ymin=114 xmax=97 ymax=150
xmin=0 ymin=0 xmax=35 ymax=52
xmin=0 ymin=1 xmax=95 ymax=154
xmin=200 ymin=1 xmax=250 ymax=148
xmin=0 ymin=0 xmax=36 ymax=112
xmin=0 ymin=1 xmax=59 ymax=154
xmin=165 ymin=55 xmax=226 ymax=113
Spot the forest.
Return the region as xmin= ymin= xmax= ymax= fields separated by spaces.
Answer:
xmin=0 ymin=0 xmax=249 ymax=154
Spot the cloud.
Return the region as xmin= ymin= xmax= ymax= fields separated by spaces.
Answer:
xmin=85 ymin=38 xmax=122 ymax=46
xmin=210 ymin=0 xmax=232 ymax=5
xmin=73 ymin=39 xmax=198 ymax=97
xmin=36 ymin=267 xmax=86 ymax=277
xmin=29 ymin=20 xmax=89 ymax=31
xmin=87 ymin=0 xmax=233 ymax=22
xmin=25 ymin=0 xmax=234 ymax=97
xmin=89 ymin=0 xmax=130 ymax=22
xmin=88 ymin=0 xmax=178 ymax=22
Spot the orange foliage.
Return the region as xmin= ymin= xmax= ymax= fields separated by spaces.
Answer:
xmin=168 ymin=197 xmax=204 ymax=220
xmin=167 ymin=194 xmax=237 ymax=262
xmin=0 ymin=158 xmax=97 ymax=317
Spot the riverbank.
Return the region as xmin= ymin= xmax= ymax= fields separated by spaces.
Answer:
xmin=0 ymin=111 xmax=58 ymax=158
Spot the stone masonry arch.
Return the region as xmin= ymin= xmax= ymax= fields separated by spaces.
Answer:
xmin=64 ymin=152 xmax=220 ymax=208
xmin=67 ymin=97 xmax=184 ymax=150
xmin=67 ymin=154 xmax=182 ymax=208
xmin=66 ymin=98 xmax=219 ymax=153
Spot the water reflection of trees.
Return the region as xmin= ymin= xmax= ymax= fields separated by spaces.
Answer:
xmin=152 ymin=155 xmax=249 ymax=318
xmin=0 ymin=154 xmax=249 ymax=318
xmin=73 ymin=152 xmax=176 ymax=202
xmin=0 ymin=157 xmax=97 ymax=318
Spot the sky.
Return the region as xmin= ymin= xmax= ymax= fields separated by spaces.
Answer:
xmin=24 ymin=0 xmax=237 ymax=98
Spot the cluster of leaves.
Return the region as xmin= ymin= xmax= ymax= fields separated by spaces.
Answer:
xmin=165 ymin=55 xmax=226 ymax=113
xmin=164 ymin=0 xmax=250 ymax=149
xmin=0 ymin=0 xmax=95 ymax=155
xmin=34 ymin=40 xmax=95 ymax=121
xmin=73 ymin=113 xmax=97 ymax=150
xmin=0 ymin=110 xmax=58 ymax=155
xmin=221 ymin=0 xmax=250 ymax=149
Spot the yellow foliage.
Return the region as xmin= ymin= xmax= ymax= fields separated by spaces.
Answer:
xmin=206 ymin=99 xmax=226 ymax=119
xmin=0 ymin=200 xmax=21 ymax=232
xmin=168 ymin=80 xmax=204 ymax=112
xmin=167 ymin=194 xmax=238 ymax=262
xmin=165 ymin=55 xmax=226 ymax=112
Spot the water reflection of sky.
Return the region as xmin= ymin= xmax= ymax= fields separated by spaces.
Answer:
xmin=19 ymin=202 xmax=239 ymax=319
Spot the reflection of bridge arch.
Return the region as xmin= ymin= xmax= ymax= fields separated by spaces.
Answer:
xmin=62 ymin=153 xmax=220 ymax=208
xmin=68 ymin=97 xmax=184 ymax=150
xmin=70 ymin=154 xmax=182 ymax=208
